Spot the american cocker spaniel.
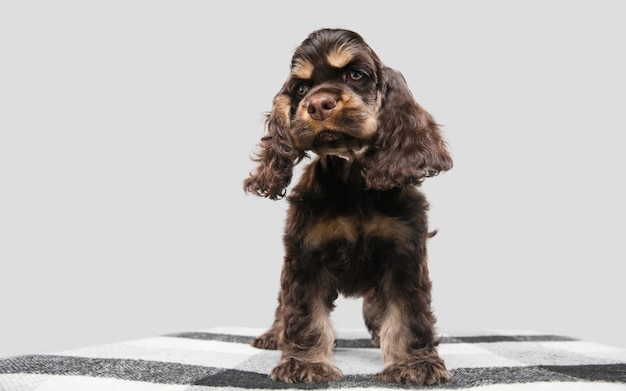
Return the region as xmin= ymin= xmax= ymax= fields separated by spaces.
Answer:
xmin=243 ymin=28 xmax=453 ymax=385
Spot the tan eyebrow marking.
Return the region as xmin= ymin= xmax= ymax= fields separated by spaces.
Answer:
xmin=327 ymin=44 xmax=355 ymax=68
xmin=291 ymin=58 xmax=314 ymax=79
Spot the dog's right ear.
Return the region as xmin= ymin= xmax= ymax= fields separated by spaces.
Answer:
xmin=243 ymin=91 xmax=302 ymax=200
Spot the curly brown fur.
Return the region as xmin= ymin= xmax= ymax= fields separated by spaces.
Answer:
xmin=244 ymin=28 xmax=453 ymax=385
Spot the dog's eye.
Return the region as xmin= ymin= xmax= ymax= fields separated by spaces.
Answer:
xmin=295 ymin=83 xmax=310 ymax=96
xmin=349 ymin=69 xmax=365 ymax=81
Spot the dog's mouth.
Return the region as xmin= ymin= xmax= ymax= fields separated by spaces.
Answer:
xmin=312 ymin=131 xmax=370 ymax=160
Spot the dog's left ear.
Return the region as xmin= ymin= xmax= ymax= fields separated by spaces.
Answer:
xmin=362 ymin=68 xmax=453 ymax=190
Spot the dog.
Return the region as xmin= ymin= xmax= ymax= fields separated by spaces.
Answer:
xmin=243 ymin=28 xmax=453 ymax=385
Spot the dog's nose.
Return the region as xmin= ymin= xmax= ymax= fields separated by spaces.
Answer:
xmin=307 ymin=95 xmax=337 ymax=121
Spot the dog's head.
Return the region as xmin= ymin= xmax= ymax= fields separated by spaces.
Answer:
xmin=244 ymin=28 xmax=453 ymax=199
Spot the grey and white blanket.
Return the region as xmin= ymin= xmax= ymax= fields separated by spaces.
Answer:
xmin=1 ymin=327 xmax=625 ymax=390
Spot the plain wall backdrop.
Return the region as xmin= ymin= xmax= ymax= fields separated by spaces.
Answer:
xmin=1 ymin=0 xmax=625 ymax=358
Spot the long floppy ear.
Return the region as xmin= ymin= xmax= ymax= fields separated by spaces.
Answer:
xmin=362 ymin=68 xmax=453 ymax=190
xmin=243 ymin=92 xmax=303 ymax=200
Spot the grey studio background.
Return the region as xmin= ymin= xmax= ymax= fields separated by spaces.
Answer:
xmin=1 ymin=1 xmax=625 ymax=358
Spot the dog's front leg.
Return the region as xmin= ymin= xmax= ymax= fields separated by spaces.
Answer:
xmin=268 ymin=266 xmax=342 ymax=383
xmin=376 ymin=249 xmax=452 ymax=385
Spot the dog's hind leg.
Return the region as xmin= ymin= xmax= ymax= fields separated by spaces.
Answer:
xmin=362 ymin=288 xmax=385 ymax=348
xmin=250 ymin=296 xmax=284 ymax=350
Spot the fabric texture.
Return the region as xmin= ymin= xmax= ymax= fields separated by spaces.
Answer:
xmin=1 ymin=327 xmax=625 ymax=390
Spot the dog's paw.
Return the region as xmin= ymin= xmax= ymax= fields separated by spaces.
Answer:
xmin=250 ymin=333 xmax=279 ymax=350
xmin=377 ymin=359 xmax=452 ymax=385
xmin=269 ymin=358 xmax=343 ymax=383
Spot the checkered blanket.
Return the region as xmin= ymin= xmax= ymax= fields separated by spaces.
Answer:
xmin=1 ymin=327 xmax=625 ymax=390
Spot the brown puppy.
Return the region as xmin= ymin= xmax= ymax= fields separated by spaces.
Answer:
xmin=244 ymin=28 xmax=453 ymax=385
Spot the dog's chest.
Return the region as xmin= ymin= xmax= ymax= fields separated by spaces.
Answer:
xmin=303 ymin=211 xmax=415 ymax=251
xmin=287 ymin=182 xmax=427 ymax=294
xmin=300 ymin=208 xmax=419 ymax=295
